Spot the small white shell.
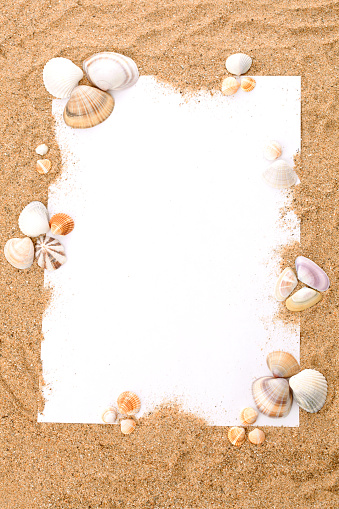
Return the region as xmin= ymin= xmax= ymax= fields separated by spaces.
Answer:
xmin=102 ymin=407 xmax=118 ymax=424
xmin=285 ymin=287 xmax=322 ymax=312
xmin=83 ymin=52 xmax=139 ymax=91
xmin=225 ymin=53 xmax=252 ymax=76
xmin=274 ymin=267 xmax=298 ymax=301
xmin=18 ymin=201 xmax=50 ymax=237
xmin=263 ymin=141 xmax=282 ymax=161
xmin=43 ymin=57 xmax=83 ymax=98
xmin=263 ymin=160 xmax=298 ymax=189
xmin=36 ymin=144 xmax=48 ymax=156
xmin=4 ymin=237 xmax=34 ymax=269
xmin=289 ymin=369 xmax=327 ymax=413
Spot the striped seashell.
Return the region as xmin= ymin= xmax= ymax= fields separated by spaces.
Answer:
xmin=274 ymin=267 xmax=298 ymax=301
xmin=263 ymin=141 xmax=282 ymax=161
xmin=121 ymin=418 xmax=136 ymax=435
xmin=36 ymin=144 xmax=48 ymax=156
xmin=252 ymin=376 xmax=292 ymax=418
xmin=248 ymin=428 xmax=265 ymax=445
xmin=43 ymin=57 xmax=83 ymax=98
xmin=19 ymin=201 xmax=50 ymax=238
xmin=263 ymin=160 xmax=298 ymax=189
xmin=117 ymin=391 xmax=141 ymax=415
xmin=36 ymin=159 xmax=51 ymax=175
xmin=221 ymin=76 xmax=240 ymax=96
xmin=295 ymin=256 xmax=330 ymax=292
xmin=225 ymin=53 xmax=252 ymax=76
xmin=4 ymin=237 xmax=34 ymax=270
xmin=49 ymin=213 xmax=74 ymax=236
xmin=266 ymin=351 xmax=300 ymax=378
xmin=228 ymin=427 xmax=246 ymax=447
xmin=83 ymin=52 xmax=139 ymax=91
xmin=35 ymin=235 xmax=66 ymax=271
xmin=289 ymin=369 xmax=327 ymax=413
xmin=240 ymin=407 xmax=258 ymax=426
xmin=285 ymin=287 xmax=322 ymax=312
xmin=102 ymin=407 xmax=118 ymax=424
xmin=63 ymin=85 xmax=115 ymax=129
xmin=240 ymin=77 xmax=256 ymax=92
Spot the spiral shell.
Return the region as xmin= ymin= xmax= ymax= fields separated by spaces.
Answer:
xmin=117 ymin=391 xmax=141 ymax=415
xmin=274 ymin=267 xmax=298 ymax=301
xmin=49 ymin=213 xmax=74 ymax=236
xmin=4 ymin=237 xmax=34 ymax=269
xmin=43 ymin=57 xmax=83 ymax=98
xmin=263 ymin=141 xmax=282 ymax=161
xmin=285 ymin=287 xmax=322 ymax=312
xmin=240 ymin=77 xmax=256 ymax=92
xmin=289 ymin=369 xmax=327 ymax=413
xmin=63 ymin=85 xmax=115 ymax=129
xmin=228 ymin=427 xmax=246 ymax=447
xmin=35 ymin=235 xmax=66 ymax=271
xmin=266 ymin=351 xmax=300 ymax=378
xmin=252 ymin=376 xmax=292 ymax=418
xmin=248 ymin=429 xmax=265 ymax=445
xmin=121 ymin=419 xmax=136 ymax=435
xmin=101 ymin=407 xmax=118 ymax=424
xmin=83 ymin=52 xmax=139 ymax=91
xmin=36 ymin=159 xmax=51 ymax=175
xmin=18 ymin=201 xmax=50 ymax=238
xmin=225 ymin=53 xmax=252 ymax=76
xmin=240 ymin=407 xmax=258 ymax=426
xmin=295 ymin=256 xmax=330 ymax=292
xmin=263 ymin=160 xmax=298 ymax=189
xmin=221 ymin=77 xmax=240 ymax=96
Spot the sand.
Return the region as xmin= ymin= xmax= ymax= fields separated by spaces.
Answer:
xmin=0 ymin=0 xmax=338 ymax=507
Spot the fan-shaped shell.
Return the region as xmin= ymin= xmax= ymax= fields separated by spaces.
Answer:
xmin=274 ymin=267 xmax=298 ymax=301
xmin=285 ymin=287 xmax=322 ymax=312
xmin=63 ymin=85 xmax=115 ymax=129
xmin=117 ymin=391 xmax=141 ymax=415
xmin=19 ymin=201 xmax=50 ymax=238
xmin=35 ymin=235 xmax=66 ymax=271
xmin=4 ymin=237 xmax=34 ymax=269
xmin=295 ymin=256 xmax=330 ymax=292
xmin=49 ymin=213 xmax=74 ymax=236
xmin=248 ymin=428 xmax=265 ymax=445
xmin=225 ymin=53 xmax=252 ymax=76
xmin=221 ymin=77 xmax=240 ymax=96
xmin=228 ymin=427 xmax=246 ymax=446
xmin=121 ymin=419 xmax=136 ymax=435
xmin=240 ymin=407 xmax=258 ymax=426
xmin=240 ymin=77 xmax=256 ymax=92
xmin=43 ymin=57 xmax=83 ymax=98
xmin=289 ymin=369 xmax=327 ymax=413
xmin=36 ymin=159 xmax=51 ymax=175
xmin=252 ymin=377 xmax=292 ymax=418
xmin=102 ymin=407 xmax=118 ymax=424
xmin=266 ymin=351 xmax=300 ymax=378
xmin=83 ymin=52 xmax=139 ymax=91
xmin=263 ymin=160 xmax=298 ymax=189
xmin=263 ymin=140 xmax=282 ymax=161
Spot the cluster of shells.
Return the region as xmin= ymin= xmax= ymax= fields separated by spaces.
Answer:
xmin=43 ymin=52 xmax=139 ymax=129
xmin=262 ymin=140 xmax=298 ymax=190
xmin=228 ymin=407 xmax=265 ymax=447
xmin=221 ymin=53 xmax=256 ymax=96
xmin=102 ymin=391 xmax=141 ymax=435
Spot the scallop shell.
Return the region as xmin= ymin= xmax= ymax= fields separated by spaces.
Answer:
xmin=36 ymin=144 xmax=48 ymax=156
xmin=221 ymin=77 xmax=240 ymax=96
xmin=18 ymin=201 xmax=50 ymax=238
xmin=43 ymin=57 xmax=83 ymax=98
xmin=295 ymin=256 xmax=330 ymax=292
xmin=63 ymin=85 xmax=115 ymax=129
xmin=240 ymin=407 xmax=258 ymax=426
xmin=228 ymin=427 xmax=246 ymax=447
xmin=289 ymin=369 xmax=327 ymax=413
xmin=49 ymin=213 xmax=74 ymax=236
xmin=274 ymin=267 xmax=298 ymax=301
xmin=117 ymin=391 xmax=141 ymax=415
xmin=102 ymin=407 xmax=118 ymax=424
xmin=121 ymin=419 xmax=136 ymax=435
xmin=285 ymin=287 xmax=322 ymax=312
xmin=252 ymin=377 xmax=292 ymax=418
xmin=266 ymin=351 xmax=300 ymax=378
xmin=248 ymin=428 xmax=265 ymax=445
xmin=83 ymin=52 xmax=139 ymax=91
xmin=263 ymin=141 xmax=282 ymax=161
xmin=35 ymin=235 xmax=66 ymax=271
xmin=4 ymin=237 xmax=34 ymax=269
xmin=240 ymin=77 xmax=256 ymax=92
xmin=225 ymin=53 xmax=252 ymax=76
xmin=263 ymin=160 xmax=298 ymax=189
xmin=36 ymin=159 xmax=51 ymax=175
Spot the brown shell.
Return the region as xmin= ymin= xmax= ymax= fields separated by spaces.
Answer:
xmin=240 ymin=77 xmax=256 ymax=92
xmin=49 ymin=213 xmax=75 ymax=236
xmin=117 ymin=391 xmax=141 ymax=415
xmin=36 ymin=159 xmax=51 ymax=174
xmin=266 ymin=351 xmax=300 ymax=378
xmin=252 ymin=376 xmax=292 ymax=418
xmin=248 ymin=428 xmax=265 ymax=445
xmin=120 ymin=419 xmax=136 ymax=435
xmin=227 ymin=427 xmax=246 ymax=447
xmin=63 ymin=85 xmax=115 ymax=129
xmin=240 ymin=407 xmax=258 ymax=426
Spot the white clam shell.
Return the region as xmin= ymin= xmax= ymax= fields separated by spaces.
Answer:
xmin=225 ymin=53 xmax=252 ymax=76
xmin=18 ymin=201 xmax=50 ymax=238
xmin=36 ymin=144 xmax=48 ymax=156
xmin=263 ymin=160 xmax=298 ymax=189
xmin=43 ymin=57 xmax=83 ymax=98
xmin=83 ymin=52 xmax=139 ymax=91
xmin=295 ymin=256 xmax=330 ymax=292
xmin=4 ymin=237 xmax=34 ymax=269
xmin=274 ymin=267 xmax=298 ymax=301
xmin=289 ymin=369 xmax=327 ymax=413
xmin=263 ymin=141 xmax=282 ymax=161
xmin=102 ymin=407 xmax=118 ymax=424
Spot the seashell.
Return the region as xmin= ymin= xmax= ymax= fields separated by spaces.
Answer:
xmin=221 ymin=77 xmax=240 ymax=96
xmin=248 ymin=428 xmax=265 ymax=445
xmin=63 ymin=85 xmax=115 ymax=129
xmin=266 ymin=351 xmax=300 ymax=378
xmin=36 ymin=144 xmax=48 ymax=156
xmin=285 ymin=287 xmax=322 ymax=312
xmin=117 ymin=391 xmax=141 ymax=415
xmin=240 ymin=77 xmax=256 ymax=92
xmin=252 ymin=376 xmax=292 ymax=418
xmin=101 ymin=407 xmax=118 ymax=424
xmin=225 ymin=53 xmax=252 ymax=76
xmin=274 ymin=267 xmax=298 ymax=301
xmin=18 ymin=201 xmax=50 ymax=237
xmin=49 ymin=213 xmax=74 ymax=236
xmin=295 ymin=256 xmax=330 ymax=292
xmin=289 ymin=369 xmax=327 ymax=413
xmin=83 ymin=52 xmax=139 ymax=92
xmin=4 ymin=237 xmax=34 ymax=269
xmin=228 ymin=427 xmax=246 ymax=447
xmin=36 ymin=159 xmax=51 ymax=175
xmin=121 ymin=418 xmax=136 ymax=435
xmin=240 ymin=407 xmax=258 ymax=426
xmin=263 ymin=140 xmax=282 ymax=161
xmin=43 ymin=57 xmax=83 ymax=98
xmin=263 ymin=160 xmax=298 ymax=189
xmin=35 ymin=235 xmax=66 ymax=271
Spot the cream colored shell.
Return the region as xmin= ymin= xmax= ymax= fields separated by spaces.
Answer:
xmin=36 ymin=159 xmax=51 ymax=174
xmin=263 ymin=141 xmax=282 ymax=161
xmin=18 ymin=201 xmax=50 ymax=238
xmin=274 ymin=267 xmax=298 ymax=301
xmin=263 ymin=160 xmax=298 ymax=189
xmin=36 ymin=144 xmax=48 ymax=156
xmin=228 ymin=426 xmax=246 ymax=446
xmin=289 ymin=369 xmax=327 ymax=413
xmin=225 ymin=53 xmax=252 ymax=76
xmin=102 ymin=407 xmax=118 ymax=424
xmin=83 ymin=52 xmax=139 ymax=91
xmin=221 ymin=77 xmax=240 ymax=96
xmin=120 ymin=419 xmax=136 ymax=435
xmin=285 ymin=287 xmax=322 ymax=312
xmin=266 ymin=351 xmax=300 ymax=378
xmin=43 ymin=57 xmax=83 ymax=98
xmin=248 ymin=428 xmax=265 ymax=445
xmin=4 ymin=237 xmax=34 ymax=269
xmin=240 ymin=407 xmax=258 ymax=426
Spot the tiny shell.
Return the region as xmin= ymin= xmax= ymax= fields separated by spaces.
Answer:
xmin=289 ymin=369 xmax=327 ymax=413
xmin=49 ymin=213 xmax=74 ymax=236
xmin=266 ymin=351 xmax=300 ymax=378
xmin=35 ymin=235 xmax=66 ymax=271
xmin=36 ymin=159 xmax=51 ymax=175
xmin=83 ymin=52 xmax=139 ymax=91
xmin=240 ymin=77 xmax=256 ymax=92
xmin=221 ymin=77 xmax=240 ymax=96
xmin=240 ymin=407 xmax=258 ymax=426
xmin=263 ymin=160 xmax=298 ymax=189
xmin=43 ymin=57 xmax=83 ymax=98
xmin=102 ymin=407 xmax=118 ymax=424
xmin=121 ymin=419 xmax=136 ymax=435
xmin=228 ymin=427 xmax=246 ymax=446
xmin=225 ymin=53 xmax=252 ymax=76
xmin=295 ymin=256 xmax=330 ymax=292
xmin=274 ymin=267 xmax=298 ymax=301
xmin=252 ymin=376 xmax=292 ymax=418
xmin=248 ymin=428 xmax=265 ymax=445
xmin=117 ymin=391 xmax=141 ymax=415
xmin=285 ymin=287 xmax=322 ymax=312
xmin=63 ymin=85 xmax=115 ymax=129
xmin=36 ymin=144 xmax=48 ymax=156
xmin=4 ymin=237 xmax=34 ymax=269
xmin=18 ymin=201 xmax=50 ymax=237
xmin=263 ymin=141 xmax=282 ymax=161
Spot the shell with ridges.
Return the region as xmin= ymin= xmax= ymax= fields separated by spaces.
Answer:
xmin=117 ymin=391 xmax=141 ymax=415
xmin=102 ymin=407 xmax=118 ymax=424
xmin=266 ymin=351 xmax=300 ymax=378
xmin=49 ymin=213 xmax=75 ymax=236
xmin=225 ymin=53 xmax=252 ymax=76
xmin=83 ymin=52 xmax=139 ymax=91
xmin=43 ymin=57 xmax=83 ymax=98
xmin=36 ymin=159 xmax=51 ymax=174
xmin=240 ymin=77 xmax=256 ymax=92
xmin=252 ymin=376 xmax=292 ymax=418
xmin=221 ymin=77 xmax=240 ymax=96
xmin=36 ymin=144 xmax=48 ymax=156
xmin=35 ymin=235 xmax=66 ymax=271
xmin=240 ymin=407 xmax=258 ymax=426
xmin=19 ymin=201 xmax=50 ymax=238
xmin=121 ymin=419 xmax=136 ymax=435
xmin=295 ymin=256 xmax=330 ymax=292
xmin=228 ymin=427 xmax=246 ymax=446
xmin=263 ymin=141 xmax=282 ymax=161
xmin=63 ymin=85 xmax=115 ymax=129
xmin=274 ymin=267 xmax=298 ymax=301
xmin=248 ymin=428 xmax=265 ymax=445
xmin=285 ymin=287 xmax=322 ymax=312
xmin=263 ymin=160 xmax=298 ymax=189
xmin=4 ymin=237 xmax=34 ymax=269
xmin=289 ymin=369 xmax=327 ymax=413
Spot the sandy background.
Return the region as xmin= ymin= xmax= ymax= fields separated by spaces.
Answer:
xmin=0 ymin=0 xmax=338 ymax=507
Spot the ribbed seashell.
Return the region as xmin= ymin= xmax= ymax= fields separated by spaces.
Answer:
xmin=248 ymin=428 xmax=265 ymax=445
xmin=263 ymin=140 xmax=282 ymax=161
xmin=225 ymin=53 xmax=252 ymax=76
xmin=101 ymin=407 xmax=118 ymax=424
xmin=49 ymin=213 xmax=74 ymax=236
xmin=228 ymin=427 xmax=246 ymax=447
xmin=285 ymin=287 xmax=322 ymax=312
xmin=274 ymin=267 xmax=298 ymax=301
xmin=266 ymin=351 xmax=300 ymax=378
xmin=83 ymin=52 xmax=139 ymax=91
xmin=36 ymin=159 xmax=51 ymax=175
xmin=252 ymin=377 xmax=292 ymax=418
xmin=221 ymin=77 xmax=240 ymax=96
xmin=35 ymin=235 xmax=66 ymax=271
xmin=120 ymin=419 xmax=136 ymax=435
xmin=289 ymin=369 xmax=327 ymax=413
xmin=36 ymin=144 xmax=48 ymax=156
xmin=240 ymin=77 xmax=256 ymax=92
xmin=18 ymin=201 xmax=50 ymax=237
xmin=43 ymin=57 xmax=83 ymax=98
xmin=240 ymin=407 xmax=258 ymax=426
xmin=263 ymin=160 xmax=298 ymax=189
xmin=4 ymin=237 xmax=34 ymax=269
xmin=117 ymin=391 xmax=141 ymax=415
xmin=295 ymin=256 xmax=330 ymax=292
xmin=63 ymin=85 xmax=115 ymax=129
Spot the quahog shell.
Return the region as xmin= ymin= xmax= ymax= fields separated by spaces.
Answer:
xmin=248 ymin=428 xmax=265 ymax=445
xmin=18 ymin=201 xmax=50 ymax=237
xmin=49 ymin=213 xmax=74 ymax=236
xmin=295 ymin=256 xmax=330 ymax=292
xmin=225 ymin=53 xmax=252 ymax=76
xmin=121 ymin=418 xmax=136 ymax=435
xmin=35 ymin=235 xmax=66 ymax=271
xmin=240 ymin=407 xmax=258 ymax=426
xmin=43 ymin=57 xmax=83 ymax=98
xmin=252 ymin=376 xmax=292 ymax=418
xmin=36 ymin=159 xmax=51 ymax=175
xmin=274 ymin=267 xmax=298 ymax=301
xmin=117 ymin=391 xmax=141 ymax=415
xmin=263 ymin=140 xmax=282 ymax=161
xmin=102 ymin=407 xmax=118 ymax=424
xmin=266 ymin=351 xmax=300 ymax=378
xmin=221 ymin=76 xmax=240 ymax=96
xmin=228 ymin=427 xmax=246 ymax=446
xmin=240 ymin=77 xmax=256 ymax=92
xmin=285 ymin=287 xmax=322 ymax=312
xmin=263 ymin=160 xmax=298 ymax=189
xmin=289 ymin=369 xmax=327 ymax=413
xmin=83 ymin=52 xmax=139 ymax=91
xmin=4 ymin=237 xmax=34 ymax=269
xmin=63 ymin=85 xmax=115 ymax=129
